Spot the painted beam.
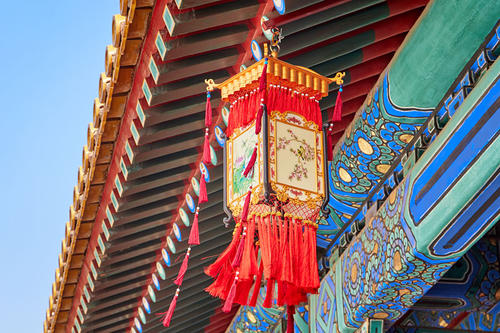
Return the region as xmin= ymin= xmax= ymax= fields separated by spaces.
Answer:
xmin=310 ymin=54 xmax=500 ymax=332
xmin=320 ymin=0 xmax=500 ymax=245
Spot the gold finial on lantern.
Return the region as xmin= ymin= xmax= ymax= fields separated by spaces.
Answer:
xmin=328 ymin=72 xmax=345 ymax=85
xmin=270 ymin=28 xmax=282 ymax=58
xmin=205 ymin=79 xmax=219 ymax=92
xmin=264 ymin=43 xmax=269 ymax=57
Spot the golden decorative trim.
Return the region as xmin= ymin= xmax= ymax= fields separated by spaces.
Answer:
xmin=45 ymin=1 xmax=148 ymax=331
xmin=246 ymin=211 xmax=319 ymax=228
xmin=215 ymin=57 xmax=342 ymax=100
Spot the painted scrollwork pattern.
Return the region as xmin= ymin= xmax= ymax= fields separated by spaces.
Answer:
xmin=318 ymin=74 xmax=432 ymax=246
xmin=341 ymin=181 xmax=452 ymax=326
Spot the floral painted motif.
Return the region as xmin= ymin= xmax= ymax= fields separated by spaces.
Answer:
xmin=277 ymin=128 xmax=315 ymax=182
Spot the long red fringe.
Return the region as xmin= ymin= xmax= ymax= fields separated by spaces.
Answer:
xmin=226 ymin=85 xmax=322 ymax=137
xmin=231 ymin=226 xmax=246 ymax=268
xmin=206 ymin=215 xmax=318 ymax=308
xmin=287 ymin=305 xmax=295 ymax=333
xmin=241 ymin=188 xmax=251 ymax=222
xmin=249 ymin=261 xmax=263 ymax=306
xmin=222 ymin=276 xmax=238 ymax=312
xmin=263 ymin=279 xmax=274 ymax=308
xmin=205 ymin=224 xmax=242 ymax=278
xmin=239 ymin=216 xmax=257 ymax=279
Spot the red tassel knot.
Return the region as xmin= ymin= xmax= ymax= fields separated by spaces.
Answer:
xmin=222 ymin=271 xmax=239 ymax=312
xmin=199 ymin=173 xmax=208 ymax=204
xmin=161 ymin=287 xmax=180 ymax=327
xmin=174 ymin=246 xmax=191 ymax=286
xmin=205 ymin=92 xmax=212 ymax=128
xmin=327 ymin=122 xmax=334 ymax=161
xmin=243 ymin=144 xmax=258 ymax=177
xmin=188 ymin=207 xmax=200 ymax=245
xmin=331 ymin=85 xmax=343 ymax=122
xmin=203 ymin=128 xmax=211 ymax=165
xmin=232 ymin=226 xmax=246 ymax=268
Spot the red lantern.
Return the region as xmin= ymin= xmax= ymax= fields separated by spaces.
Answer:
xmin=204 ymin=52 xmax=345 ymax=315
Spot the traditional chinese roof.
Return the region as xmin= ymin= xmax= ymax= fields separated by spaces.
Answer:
xmin=44 ymin=0 xmax=430 ymax=332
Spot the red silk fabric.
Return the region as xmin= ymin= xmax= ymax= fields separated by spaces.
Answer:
xmin=226 ymin=85 xmax=323 ymax=137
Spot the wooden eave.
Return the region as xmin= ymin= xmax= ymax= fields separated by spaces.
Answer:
xmin=44 ymin=1 xmax=155 ymax=332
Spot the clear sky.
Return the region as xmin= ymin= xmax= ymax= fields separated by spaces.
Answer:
xmin=0 ymin=2 xmax=119 ymax=332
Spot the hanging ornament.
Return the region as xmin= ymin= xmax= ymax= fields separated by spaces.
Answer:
xmin=202 ymin=41 xmax=345 ymax=320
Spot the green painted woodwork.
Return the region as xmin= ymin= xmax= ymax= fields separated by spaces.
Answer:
xmin=148 ymin=57 xmax=159 ymax=84
xmin=142 ymin=79 xmax=152 ymax=105
xmin=125 ymin=141 xmax=134 ymax=162
xmin=130 ymin=120 xmax=140 ymax=145
xmin=90 ymin=262 xmax=98 ymax=280
xmin=80 ymin=297 xmax=87 ymax=314
xmin=155 ymin=32 xmax=167 ymax=60
xmin=114 ymin=176 xmax=123 ymax=197
xmin=106 ymin=205 xmax=115 ymax=226
xmin=93 ymin=248 xmax=101 ymax=267
xmin=119 ymin=157 xmax=128 ymax=180
xmin=110 ymin=190 xmax=119 ymax=211
xmin=354 ymin=319 xmax=384 ymax=333
xmin=409 ymin=58 xmax=500 ymax=260
xmin=76 ymin=307 xmax=84 ymax=324
xmin=136 ymin=101 xmax=146 ymax=127
xmin=102 ymin=220 xmax=110 ymax=240
xmin=162 ymin=6 xmax=175 ymax=36
xmin=311 ymin=56 xmax=500 ymax=332
xmin=390 ymin=0 xmax=500 ymax=108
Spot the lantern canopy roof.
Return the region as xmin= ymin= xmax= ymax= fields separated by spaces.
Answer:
xmin=215 ymin=56 xmax=344 ymax=100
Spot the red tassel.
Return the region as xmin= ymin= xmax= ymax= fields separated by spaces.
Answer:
xmin=232 ymin=226 xmax=246 ymax=268
xmin=287 ymin=305 xmax=295 ymax=333
xmin=188 ymin=208 xmax=200 ymax=245
xmin=205 ymin=225 xmax=242 ymax=277
xmin=241 ymin=188 xmax=252 ymax=222
xmin=235 ymin=279 xmax=253 ymax=305
xmin=240 ymin=216 xmax=258 ymax=279
xmin=332 ymin=87 xmax=342 ymax=122
xmin=174 ymin=248 xmax=191 ymax=285
xmin=222 ymin=276 xmax=238 ymax=312
xmin=263 ymin=279 xmax=274 ymax=308
xmin=161 ymin=290 xmax=179 ymax=327
xmin=202 ymin=130 xmax=211 ymax=165
xmin=327 ymin=123 xmax=333 ymax=161
xmin=255 ymin=101 xmax=264 ymax=135
xmin=309 ymin=225 xmax=320 ymax=290
xmin=259 ymin=59 xmax=268 ymax=93
xmin=270 ymin=215 xmax=279 ymax=279
xmin=277 ymin=280 xmax=286 ymax=306
xmin=243 ymin=146 xmax=257 ymax=177
xmin=250 ymin=260 xmax=263 ymax=306
xmin=199 ymin=175 xmax=208 ymax=204
xmin=205 ymin=92 xmax=212 ymax=128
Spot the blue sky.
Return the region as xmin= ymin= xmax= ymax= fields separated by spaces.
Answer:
xmin=0 ymin=2 xmax=118 ymax=331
